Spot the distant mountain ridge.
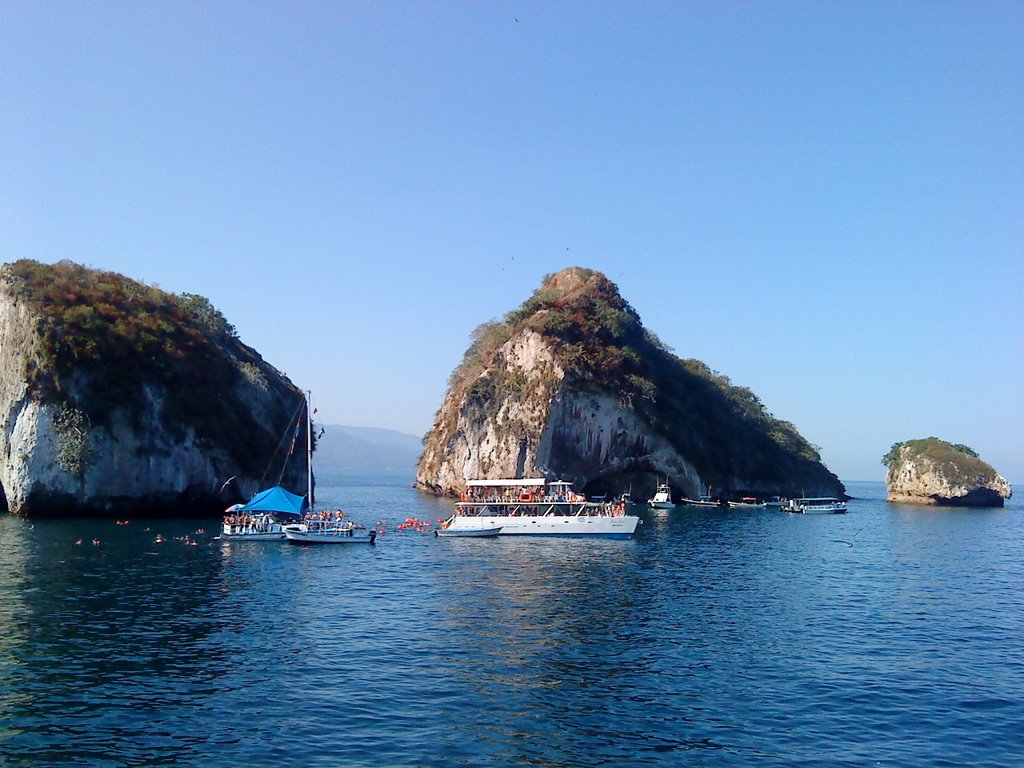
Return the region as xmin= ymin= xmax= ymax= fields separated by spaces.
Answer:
xmin=315 ymin=425 xmax=421 ymax=471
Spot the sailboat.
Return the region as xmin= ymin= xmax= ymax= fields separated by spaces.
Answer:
xmin=284 ymin=391 xmax=377 ymax=545
xmin=221 ymin=399 xmax=310 ymax=541
xmin=221 ymin=486 xmax=305 ymax=541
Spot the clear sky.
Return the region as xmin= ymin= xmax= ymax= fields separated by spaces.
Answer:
xmin=2 ymin=2 xmax=1021 ymax=482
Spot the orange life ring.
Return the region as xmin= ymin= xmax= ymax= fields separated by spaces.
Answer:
xmin=519 ymin=493 xmax=533 ymax=503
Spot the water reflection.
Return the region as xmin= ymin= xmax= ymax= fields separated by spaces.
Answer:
xmin=0 ymin=517 xmax=233 ymax=766
xmin=1 ymin=478 xmax=1022 ymax=768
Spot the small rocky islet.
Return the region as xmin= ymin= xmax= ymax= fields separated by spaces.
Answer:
xmin=883 ymin=438 xmax=1012 ymax=508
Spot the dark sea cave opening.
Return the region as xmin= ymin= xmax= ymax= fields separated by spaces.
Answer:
xmin=0 ymin=482 xmax=7 ymax=513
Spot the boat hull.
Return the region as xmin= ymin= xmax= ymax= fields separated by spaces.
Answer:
xmin=221 ymin=531 xmax=287 ymax=541
xmin=436 ymin=527 xmax=503 ymax=538
xmin=446 ymin=514 xmax=638 ymax=538
xmin=679 ymin=499 xmax=718 ymax=508
xmin=648 ymin=502 xmax=675 ymax=510
xmin=285 ymin=530 xmax=375 ymax=544
xmin=786 ymin=506 xmax=848 ymax=514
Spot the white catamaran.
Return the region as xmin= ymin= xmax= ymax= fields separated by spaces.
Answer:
xmin=440 ymin=479 xmax=640 ymax=539
xmin=221 ymin=487 xmax=306 ymax=541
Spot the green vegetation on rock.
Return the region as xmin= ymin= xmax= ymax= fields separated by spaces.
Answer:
xmin=425 ymin=266 xmax=836 ymax=493
xmin=3 ymin=259 xmax=299 ymax=477
xmin=883 ymin=437 xmax=995 ymax=486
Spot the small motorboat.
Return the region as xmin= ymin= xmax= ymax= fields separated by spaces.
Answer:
xmin=647 ymin=483 xmax=674 ymax=510
xmin=727 ymin=497 xmax=765 ymax=508
xmin=284 ymin=520 xmax=377 ymax=544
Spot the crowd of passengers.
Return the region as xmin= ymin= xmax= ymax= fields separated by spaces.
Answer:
xmin=302 ymin=509 xmax=347 ymax=522
xmin=223 ymin=513 xmax=275 ymax=533
xmin=459 ymin=488 xmax=626 ymax=516
xmin=462 ymin=489 xmax=581 ymax=504
xmin=224 ymin=509 xmax=349 ymax=533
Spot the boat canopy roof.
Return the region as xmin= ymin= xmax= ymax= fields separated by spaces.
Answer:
xmin=466 ymin=478 xmax=546 ymax=488
xmin=240 ymin=485 xmax=307 ymax=516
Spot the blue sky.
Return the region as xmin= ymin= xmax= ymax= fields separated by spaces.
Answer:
xmin=2 ymin=2 xmax=1021 ymax=482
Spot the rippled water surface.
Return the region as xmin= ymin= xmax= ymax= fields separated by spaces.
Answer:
xmin=1 ymin=475 xmax=1022 ymax=767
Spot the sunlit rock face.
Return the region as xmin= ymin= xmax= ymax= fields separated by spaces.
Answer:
xmin=0 ymin=260 xmax=306 ymax=516
xmin=885 ymin=438 xmax=1012 ymax=508
xmin=417 ymin=267 xmax=844 ymax=502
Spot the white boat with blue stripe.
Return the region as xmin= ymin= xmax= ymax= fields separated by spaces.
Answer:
xmin=442 ymin=479 xmax=639 ymax=539
xmin=782 ymin=497 xmax=848 ymax=514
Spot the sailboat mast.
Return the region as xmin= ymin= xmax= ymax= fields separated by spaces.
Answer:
xmin=306 ymin=389 xmax=314 ymax=513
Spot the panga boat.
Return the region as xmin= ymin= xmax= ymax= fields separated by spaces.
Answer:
xmin=647 ymin=483 xmax=674 ymax=510
xmin=678 ymin=495 xmax=718 ymax=508
xmin=782 ymin=497 xmax=848 ymax=514
xmin=728 ymin=497 xmax=765 ymax=509
xmin=441 ymin=479 xmax=639 ymax=539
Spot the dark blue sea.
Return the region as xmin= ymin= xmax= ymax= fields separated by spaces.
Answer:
xmin=1 ymin=474 xmax=1022 ymax=767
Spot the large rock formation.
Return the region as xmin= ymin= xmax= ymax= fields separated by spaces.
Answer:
xmin=0 ymin=260 xmax=308 ymax=516
xmin=417 ymin=267 xmax=844 ymax=502
xmin=883 ymin=438 xmax=1012 ymax=507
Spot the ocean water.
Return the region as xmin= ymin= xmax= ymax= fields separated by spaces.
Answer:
xmin=1 ymin=474 xmax=1022 ymax=767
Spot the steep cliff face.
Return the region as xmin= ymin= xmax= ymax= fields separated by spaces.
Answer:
xmin=883 ymin=438 xmax=1012 ymax=507
xmin=417 ymin=267 xmax=844 ymax=501
xmin=0 ymin=260 xmax=307 ymax=516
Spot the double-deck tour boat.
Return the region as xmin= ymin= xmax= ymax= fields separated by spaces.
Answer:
xmin=441 ymin=479 xmax=640 ymax=539
xmin=782 ymin=497 xmax=848 ymax=514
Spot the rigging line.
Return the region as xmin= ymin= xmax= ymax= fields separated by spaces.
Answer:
xmin=277 ymin=407 xmax=305 ymax=487
xmin=256 ymin=395 xmax=307 ymax=491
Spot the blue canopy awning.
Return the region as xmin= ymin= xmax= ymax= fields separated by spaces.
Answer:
xmin=240 ymin=486 xmax=307 ymax=516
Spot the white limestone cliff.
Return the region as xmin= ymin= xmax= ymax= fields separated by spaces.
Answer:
xmin=0 ymin=269 xmax=303 ymax=515
xmin=417 ymin=266 xmax=845 ymax=502
xmin=886 ymin=445 xmax=1012 ymax=507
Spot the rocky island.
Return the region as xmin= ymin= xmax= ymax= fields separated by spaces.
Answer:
xmin=0 ymin=260 xmax=307 ymax=516
xmin=883 ymin=437 xmax=1012 ymax=507
xmin=417 ymin=267 xmax=844 ymax=502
